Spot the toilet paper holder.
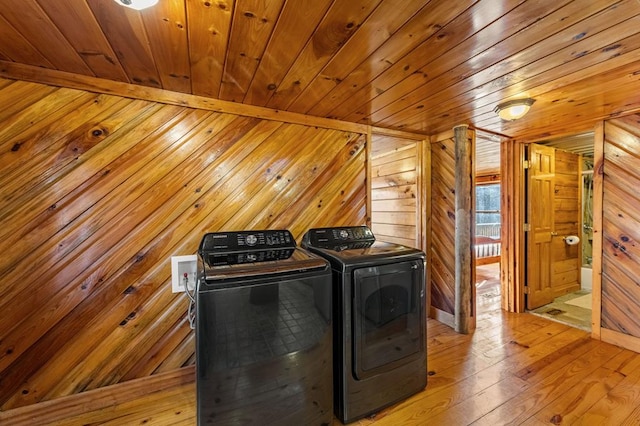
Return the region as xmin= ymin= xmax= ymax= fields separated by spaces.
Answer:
xmin=563 ymin=235 xmax=580 ymax=245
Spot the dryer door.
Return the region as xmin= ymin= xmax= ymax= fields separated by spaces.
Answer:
xmin=352 ymin=259 xmax=425 ymax=380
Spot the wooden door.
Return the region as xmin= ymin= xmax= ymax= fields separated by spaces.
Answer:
xmin=526 ymin=144 xmax=555 ymax=309
xmin=551 ymin=150 xmax=581 ymax=297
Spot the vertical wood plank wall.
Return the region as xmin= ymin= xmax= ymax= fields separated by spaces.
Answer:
xmin=500 ymin=138 xmax=521 ymax=312
xmin=370 ymin=133 xmax=424 ymax=248
xmin=0 ymin=78 xmax=367 ymax=410
xmin=552 ymin=150 xmax=581 ymax=297
xmin=429 ymin=131 xmax=456 ymax=325
xmin=597 ymin=114 xmax=640 ymax=352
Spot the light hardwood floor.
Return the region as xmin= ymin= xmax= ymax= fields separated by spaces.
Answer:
xmin=3 ymin=268 xmax=640 ymax=425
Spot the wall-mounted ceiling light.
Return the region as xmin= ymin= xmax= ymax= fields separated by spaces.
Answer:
xmin=494 ymin=98 xmax=535 ymax=121
xmin=113 ymin=0 xmax=158 ymax=10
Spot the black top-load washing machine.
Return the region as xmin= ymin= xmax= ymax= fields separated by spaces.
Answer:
xmin=195 ymin=230 xmax=333 ymax=425
xmin=302 ymin=225 xmax=427 ymax=424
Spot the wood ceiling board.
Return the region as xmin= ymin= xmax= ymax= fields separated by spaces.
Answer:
xmin=286 ymin=0 xmax=427 ymax=114
xmin=36 ymin=0 xmax=128 ymax=82
xmin=0 ymin=13 xmax=53 ymax=68
xmin=372 ymin=0 xmax=630 ymax=130
xmin=243 ymin=0 xmax=333 ymax=106
xmin=324 ymin=0 xmax=504 ymax=121
xmin=87 ymin=0 xmax=162 ymax=88
xmin=0 ymin=0 xmax=639 ymax=139
xmin=307 ymin=0 xmax=472 ymax=118
xmin=416 ymin=41 xmax=640 ymax=139
xmin=0 ymin=0 xmax=91 ymax=74
xmin=140 ymin=0 xmax=191 ymax=93
xmin=265 ymin=0 xmax=383 ymax=110
xmin=479 ymin=62 xmax=640 ymax=140
xmin=186 ymin=0 xmax=234 ymax=98
xmin=218 ymin=0 xmax=285 ymax=102
xmin=341 ymin=0 xmax=546 ymax=124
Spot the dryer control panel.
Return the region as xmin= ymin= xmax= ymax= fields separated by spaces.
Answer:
xmin=303 ymin=226 xmax=375 ymax=250
xmin=199 ymin=230 xmax=295 ymax=253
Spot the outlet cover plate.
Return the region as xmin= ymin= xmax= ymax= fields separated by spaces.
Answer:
xmin=171 ymin=255 xmax=197 ymax=293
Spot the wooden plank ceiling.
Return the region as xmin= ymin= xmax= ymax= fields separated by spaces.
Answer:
xmin=0 ymin=0 xmax=639 ymax=142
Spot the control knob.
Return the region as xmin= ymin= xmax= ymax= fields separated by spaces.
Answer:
xmin=246 ymin=234 xmax=258 ymax=246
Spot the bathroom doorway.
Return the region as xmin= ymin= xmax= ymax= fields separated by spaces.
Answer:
xmin=526 ymin=133 xmax=594 ymax=331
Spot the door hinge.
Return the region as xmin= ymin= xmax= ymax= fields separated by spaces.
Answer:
xmin=523 ymin=286 xmax=530 ymax=294
xmin=523 ymin=223 xmax=530 ymax=232
xmin=523 ymin=160 xmax=530 ymax=169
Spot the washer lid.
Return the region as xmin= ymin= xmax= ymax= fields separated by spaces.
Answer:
xmin=302 ymin=226 xmax=423 ymax=264
xmin=198 ymin=230 xmax=328 ymax=283
xmin=200 ymin=248 xmax=328 ymax=282
xmin=310 ymin=240 xmax=423 ymax=263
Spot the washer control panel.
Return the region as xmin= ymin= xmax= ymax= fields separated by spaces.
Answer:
xmin=207 ymin=248 xmax=295 ymax=266
xmin=199 ymin=230 xmax=295 ymax=253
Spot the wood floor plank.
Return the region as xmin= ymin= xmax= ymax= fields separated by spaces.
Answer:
xmin=572 ymin=353 xmax=640 ymax=425
xmin=472 ymin=339 xmax=624 ymax=425
xmin=528 ymin=365 xmax=625 ymax=424
xmin=4 ymin=287 xmax=640 ymax=425
xmin=371 ymin=360 xmax=520 ymax=424
xmin=512 ymin=334 xmax=596 ymax=383
xmin=406 ymin=376 xmax=529 ymax=425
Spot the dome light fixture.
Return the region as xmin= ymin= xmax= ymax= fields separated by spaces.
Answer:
xmin=494 ymin=98 xmax=535 ymax=121
xmin=113 ymin=0 xmax=159 ymax=10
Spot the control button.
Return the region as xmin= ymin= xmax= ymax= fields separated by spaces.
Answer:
xmin=339 ymin=229 xmax=349 ymax=239
xmin=246 ymin=234 xmax=258 ymax=246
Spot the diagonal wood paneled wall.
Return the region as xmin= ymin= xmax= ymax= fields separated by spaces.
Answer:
xmin=598 ymin=115 xmax=640 ymax=345
xmin=429 ymin=131 xmax=456 ymax=321
xmin=0 ymin=77 xmax=366 ymax=410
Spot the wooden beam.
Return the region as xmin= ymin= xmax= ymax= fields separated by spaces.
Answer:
xmin=454 ymin=124 xmax=474 ymax=334
xmin=370 ymin=126 xmax=429 ymax=140
xmin=0 ymin=61 xmax=368 ymax=135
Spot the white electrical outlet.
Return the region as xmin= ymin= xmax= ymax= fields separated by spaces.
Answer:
xmin=171 ymin=255 xmax=197 ymax=293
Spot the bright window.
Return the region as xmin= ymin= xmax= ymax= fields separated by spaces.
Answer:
xmin=476 ymin=184 xmax=500 ymax=237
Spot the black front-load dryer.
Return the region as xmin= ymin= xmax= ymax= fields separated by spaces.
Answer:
xmin=302 ymin=226 xmax=427 ymax=423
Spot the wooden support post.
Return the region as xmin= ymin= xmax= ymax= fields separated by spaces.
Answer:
xmin=454 ymin=124 xmax=473 ymax=334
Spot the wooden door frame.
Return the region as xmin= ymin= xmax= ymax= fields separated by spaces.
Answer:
xmin=498 ymin=138 xmax=526 ymax=312
xmin=505 ymin=132 xmax=599 ymax=316
xmin=591 ymin=121 xmax=603 ymax=340
xmin=505 ymin=140 xmax=562 ymax=313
